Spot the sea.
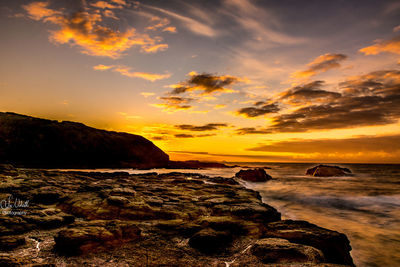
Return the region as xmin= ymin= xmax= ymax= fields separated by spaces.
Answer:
xmin=61 ymin=163 xmax=400 ymax=267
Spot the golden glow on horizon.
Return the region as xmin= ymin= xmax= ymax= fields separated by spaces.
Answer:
xmin=2 ymin=1 xmax=400 ymax=163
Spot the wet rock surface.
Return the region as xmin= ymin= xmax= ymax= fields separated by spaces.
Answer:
xmin=0 ymin=166 xmax=354 ymax=266
xmin=306 ymin=165 xmax=352 ymax=177
xmin=235 ymin=168 xmax=272 ymax=182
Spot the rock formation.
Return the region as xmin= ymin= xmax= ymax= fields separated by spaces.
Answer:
xmin=235 ymin=168 xmax=272 ymax=182
xmin=0 ymin=165 xmax=354 ymax=266
xmin=306 ymin=165 xmax=352 ymax=177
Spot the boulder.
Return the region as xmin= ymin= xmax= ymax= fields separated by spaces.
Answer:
xmin=54 ymin=220 xmax=141 ymax=255
xmin=188 ymin=228 xmax=233 ymax=254
xmin=306 ymin=165 xmax=351 ymax=177
xmin=235 ymin=168 xmax=272 ymax=182
xmin=250 ymin=238 xmax=324 ymax=264
xmin=264 ymin=220 xmax=354 ymax=266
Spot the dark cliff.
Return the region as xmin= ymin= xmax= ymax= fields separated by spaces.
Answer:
xmin=0 ymin=112 xmax=169 ymax=168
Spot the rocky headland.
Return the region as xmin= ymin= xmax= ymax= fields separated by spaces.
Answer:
xmin=0 ymin=165 xmax=354 ymax=266
xmin=0 ymin=112 xmax=169 ymax=169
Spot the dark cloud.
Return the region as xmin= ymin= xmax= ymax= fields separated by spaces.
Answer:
xmin=340 ymin=70 xmax=400 ymax=96
xmin=238 ymin=70 xmax=400 ymax=133
xmin=170 ymin=72 xmax=241 ymax=95
xmin=236 ymin=127 xmax=271 ymax=135
xmin=174 ymin=133 xmax=215 ymax=138
xmin=280 ymin=81 xmax=341 ymax=104
xmin=174 ymin=134 xmax=194 ymax=138
xmin=151 ymin=136 xmax=167 ymax=141
xmin=293 ymin=53 xmax=348 ymax=78
xmin=153 ymin=96 xmax=194 ymax=111
xmin=175 ymin=123 xmax=228 ymax=131
xmin=247 ymin=134 xmax=400 ymax=154
xmin=236 ymin=103 xmax=280 ymax=118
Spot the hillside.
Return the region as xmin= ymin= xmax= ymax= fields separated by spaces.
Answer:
xmin=0 ymin=112 xmax=169 ymax=168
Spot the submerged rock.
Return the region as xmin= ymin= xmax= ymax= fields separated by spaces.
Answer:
xmin=306 ymin=165 xmax=352 ymax=177
xmin=235 ymin=168 xmax=272 ymax=182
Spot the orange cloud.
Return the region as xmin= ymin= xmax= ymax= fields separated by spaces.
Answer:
xmin=23 ymin=2 xmax=168 ymax=58
xmin=93 ymin=64 xmax=114 ymax=70
xmin=111 ymin=0 xmax=127 ymax=5
xmin=146 ymin=18 xmax=170 ymax=31
xmin=292 ymin=53 xmax=347 ymax=79
xmin=94 ymin=65 xmax=171 ymax=81
xmin=163 ymin=26 xmax=177 ymax=33
xmin=90 ymin=1 xmax=120 ymax=9
xmin=141 ymin=43 xmax=168 ymax=53
xmin=103 ymin=10 xmax=118 ymax=20
xmin=359 ymin=36 xmax=400 ymax=56
xmin=22 ymin=1 xmax=61 ymax=22
xmin=141 ymin=92 xmax=155 ymax=98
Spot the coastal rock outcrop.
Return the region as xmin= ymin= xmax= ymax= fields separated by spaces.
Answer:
xmin=54 ymin=220 xmax=141 ymax=255
xmin=235 ymin=168 xmax=272 ymax=182
xmin=0 ymin=166 xmax=354 ymax=266
xmin=250 ymin=238 xmax=325 ymax=264
xmin=0 ymin=112 xmax=169 ymax=169
xmin=263 ymin=220 xmax=354 ymax=266
xmin=306 ymin=164 xmax=352 ymax=177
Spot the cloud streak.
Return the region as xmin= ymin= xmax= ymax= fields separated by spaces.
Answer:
xmin=175 ymin=123 xmax=228 ymax=131
xmin=292 ymin=53 xmax=348 ymax=79
xmin=93 ymin=65 xmax=171 ymax=81
xmin=151 ymin=96 xmax=194 ymax=112
xmin=144 ymin=5 xmax=216 ymax=37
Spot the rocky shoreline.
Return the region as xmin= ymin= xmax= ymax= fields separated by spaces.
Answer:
xmin=0 ymin=165 xmax=354 ymax=266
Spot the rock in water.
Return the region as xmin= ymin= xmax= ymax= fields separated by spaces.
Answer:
xmin=306 ymin=164 xmax=351 ymax=177
xmin=235 ymin=168 xmax=272 ymax=182
xmin=0 ymin=112 xmax=169 ymax=168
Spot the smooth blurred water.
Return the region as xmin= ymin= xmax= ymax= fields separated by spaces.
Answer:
xmin=239 ymin=163 xmax=400 ymax=267
xmin=59 ymin=163 xmax=400 ymax=266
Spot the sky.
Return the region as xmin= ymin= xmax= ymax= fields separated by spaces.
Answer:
xmin=1 ymin=0 xmax=400 ymax=163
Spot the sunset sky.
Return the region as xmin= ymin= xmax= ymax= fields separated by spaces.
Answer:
xmin=1 ymin=0 xmax=400 ymax=163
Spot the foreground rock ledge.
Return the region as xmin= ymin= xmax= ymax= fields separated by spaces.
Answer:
xmin=0 ymin=166 xmax=354 ymax=266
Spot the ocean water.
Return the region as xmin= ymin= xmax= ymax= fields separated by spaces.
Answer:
xmin=60 ymin=163 xmax=400 ymax=267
